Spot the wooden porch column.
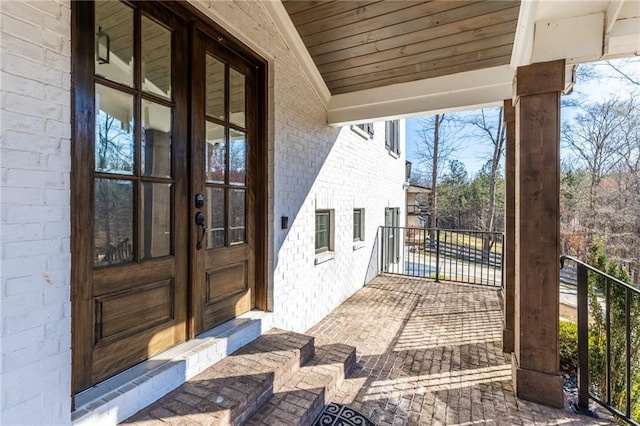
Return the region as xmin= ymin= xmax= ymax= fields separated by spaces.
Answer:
xmin=502 ymin=99 xmax=515 ymax=354
xmin=512 ymin=59 xmax=565 ymax=408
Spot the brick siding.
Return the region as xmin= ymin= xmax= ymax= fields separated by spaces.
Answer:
xmin=0 ymin=1 xmax=72 ymax=424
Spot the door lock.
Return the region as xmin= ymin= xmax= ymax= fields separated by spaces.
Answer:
xmin=195 ymin=193 xmax=204 ymax=209
xmin=195 ymin=211 xmax=207 ymax=250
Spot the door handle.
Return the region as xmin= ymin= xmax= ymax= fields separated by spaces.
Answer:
xmin=195 ymin=211 xmax=207 ymax=250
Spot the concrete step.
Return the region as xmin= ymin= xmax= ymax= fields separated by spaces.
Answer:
xmin=121 ymin=328 xmax=314 ymax=426
xmin=245 ymin=343 xmax=357 ymax=426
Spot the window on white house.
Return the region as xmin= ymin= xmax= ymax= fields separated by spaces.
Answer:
xmin=385 ymin=120 xmax=400 ymax=156
xmin=353 ymin=208 xmax=364 ymax=242
xmin=315 ymin=210 xmax=333 ymax=254
xmin=351 ymin=122 xmax=374 ymax=139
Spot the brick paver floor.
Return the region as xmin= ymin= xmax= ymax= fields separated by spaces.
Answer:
xmin=308 ymin=275 xmax=613 ymax=425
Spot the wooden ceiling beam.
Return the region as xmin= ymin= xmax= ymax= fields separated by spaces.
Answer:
xmin=326 ymin=65 xmax=514 ymax=125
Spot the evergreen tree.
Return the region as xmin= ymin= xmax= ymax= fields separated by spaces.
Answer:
xmin=586 ymin=239 xmax=640 ymax=421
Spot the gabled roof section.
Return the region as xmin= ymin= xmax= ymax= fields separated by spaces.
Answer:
xmin=407 ymin=184 xmax=432 ymax=194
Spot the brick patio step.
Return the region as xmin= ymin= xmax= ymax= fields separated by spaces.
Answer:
xmin=245 ymin=343 xmax=356 ymax=426
xmin=122 ymin=328 xmax=314 ymax=426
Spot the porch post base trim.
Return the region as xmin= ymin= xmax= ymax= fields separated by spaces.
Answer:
xmin=502 ymin=328 xmax=514 ymax=353
xmin=512 ymin=354 xmax=564 ymax=408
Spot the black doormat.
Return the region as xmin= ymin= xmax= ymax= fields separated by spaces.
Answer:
xmin=313 ymin=402 xmax=377 ymax=426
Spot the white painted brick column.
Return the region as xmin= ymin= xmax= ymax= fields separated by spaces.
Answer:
xmin=0 ymin=1 xmax=72 ymax=424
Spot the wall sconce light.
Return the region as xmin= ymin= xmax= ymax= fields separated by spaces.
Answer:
xmin=96 ymin=26 xmax=110 ymax=65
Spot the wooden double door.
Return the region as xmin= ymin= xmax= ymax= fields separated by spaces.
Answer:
xmin=72 ymin=1 xmax=265 ymax=393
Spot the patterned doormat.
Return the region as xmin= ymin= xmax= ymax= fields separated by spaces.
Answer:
xmin=313 ymin=402 xmax=377 ymax=426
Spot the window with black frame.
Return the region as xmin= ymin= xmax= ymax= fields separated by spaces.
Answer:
xmin=353 ymin=208 xmax=364 ymax=242
xmin=351 ymin=122 xmax=374 ymax=139
xmin=315 ymin=210 xmax=331 ymax=254
xmin=385 ymin=120 xmax=400 ymax=156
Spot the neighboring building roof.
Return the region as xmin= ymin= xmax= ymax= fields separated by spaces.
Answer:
xmin=407 ymin=184 xmax=431 ymax=193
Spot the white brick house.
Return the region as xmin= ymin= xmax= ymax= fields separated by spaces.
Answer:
xmin=1 ymin=0 xmax=639 ymax=425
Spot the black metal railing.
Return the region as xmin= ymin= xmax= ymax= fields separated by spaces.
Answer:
xmin=102 ymin=238 xmax=132 ymax=264
xmin=561 ymin=255 xmax=640 ymax=425
xmin=379 ymin=226 xmax=504 ymax=287
xmin=407 ymin=205 xmax=429 ymax=215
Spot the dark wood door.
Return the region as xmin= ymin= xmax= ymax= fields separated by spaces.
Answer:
xmin=191 ymin=30 xmax=257 ymax=334
xmin=72 ymin=1 xmax=266 ymax=394
xmin=72 ymin=1 xmax=189 ymax=392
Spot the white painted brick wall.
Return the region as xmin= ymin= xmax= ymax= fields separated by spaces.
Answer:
xmin=271 ymin=121 xmax=406 ymax=332
xmin=0 ymin=1 xmax=72 ymax=425
xmin=0 ymin=0 xmax=405 ymax=423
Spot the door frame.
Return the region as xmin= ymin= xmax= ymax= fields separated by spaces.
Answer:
xmin=70 ymin=0 xmax=269 ymax=398
xmin=182 ymin=8 xmax=269 ymax=339
xmin=171 ymin=3 xmax=270 ymax=336
xmin=190 ymin=28 xmax=260 ymax=335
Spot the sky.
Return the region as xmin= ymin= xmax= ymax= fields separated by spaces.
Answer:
xmin=404 ymin=58 xmax=640 ymax=180
xmin=406 ymin=113 xmax=491 ymax=178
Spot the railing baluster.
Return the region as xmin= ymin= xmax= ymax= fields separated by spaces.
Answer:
xmin=560 ymin=255 xmax=639 ymax=425
xmin=625 ymin=287 xmax=631 ymax=418
xmin=472 ymin=233 xmax=477 ymax=285
xmin=418 ymin=228 xmax=422 ymax=278
xmin=425 ymin=228 xmax=429 ymax=279
xmin=435 ymin=229 xmax=440 ymax=282
xmin=501 ymin=233 xmax=505 ymax=288
xmin=412 ymin=228 xmax=416 ymax=277
xmin=468 ymin=233 xmax=472 ymax=284
xmin=421 ymin=228 xmax=425 ymax=278
xmin=446 ymin=232 xmax=450 ymax=281
xmin=382 ymin=227 xmax=386 ymax=273
xmin=415 ymin=228 xmax=419 ymax=277
xmin=606 ymin=278 xmax=611 ymax=406
xmin=480 ymin=232 xmax=485 ymax=285
xmin=577 ymin=263 xmax=589 ymax=411
xmin=455 ymin=232 xmax=459 ymax=282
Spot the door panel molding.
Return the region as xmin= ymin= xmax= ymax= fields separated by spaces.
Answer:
xmin=95 ymin=279 xmax=174 ymax=342
xmin=206 ymin=261 xmax=248 ymax=305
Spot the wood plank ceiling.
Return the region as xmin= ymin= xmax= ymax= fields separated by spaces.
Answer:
xmin=282 ymin=1 xmax=521 ymax=95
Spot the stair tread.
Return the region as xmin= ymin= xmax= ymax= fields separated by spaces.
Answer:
xmin=246 ymin=343 xmax=356 ymax=426
xmin=122 ymin=328 xmax=314 ymax=426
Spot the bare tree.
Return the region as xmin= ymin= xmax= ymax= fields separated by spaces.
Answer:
xmin=561 ymin=92 xmax=640 ymax=280
xmin=577 ymin=58 xmax=640 ymax=87
xmin=460 ymin=108 xmax=505 ymax=234
xmin=604 ymin=59 xmax=640 ymax=86
xmin=415 ymin=114 xmax=459 ymax=230
xmin=429 ymin=114 xmax=443 ymax=230
xmin=562 ymin=96 xmax=636 ymax=217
